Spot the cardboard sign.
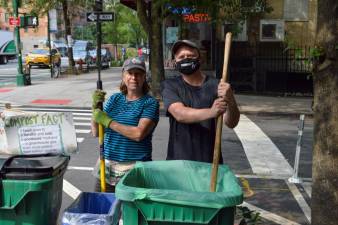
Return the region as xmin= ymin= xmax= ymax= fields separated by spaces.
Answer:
xmin=0 ymin=111 xmax=78 ymax=155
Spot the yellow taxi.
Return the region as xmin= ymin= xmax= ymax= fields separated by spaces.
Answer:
xmin=25 ymin=48 xmax=61 ymax=68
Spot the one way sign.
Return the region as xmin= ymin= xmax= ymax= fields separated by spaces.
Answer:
xmin=86 ymin=12 xmax=114 ymax=22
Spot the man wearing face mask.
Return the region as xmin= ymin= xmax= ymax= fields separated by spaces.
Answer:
xmin=161 ymin=40 xmax=240 ymax=163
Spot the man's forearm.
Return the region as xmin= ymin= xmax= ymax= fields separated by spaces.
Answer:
xmin=223 ymin=100 xmax=240 ymax=128
xmin=91 ymin=119 xmax=98 ymax=137
xmin=170 ymin=106 xmax=216 ymax=124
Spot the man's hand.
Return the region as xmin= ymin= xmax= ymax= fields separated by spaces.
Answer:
xmin=93 ymin=109 xmax=112 ymax=128
xmin=218 ymin=81 xmax=235 ymax=105
xmin=210 ymin=98 xmax=227 ymax=117
xmin=92 ymin=90 xmax=106 ymax=110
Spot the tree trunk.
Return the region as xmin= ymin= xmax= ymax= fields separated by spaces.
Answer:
xmin=312 ymin=1 xmax=338 ymax=224
xmin=61 ymin=0 xmax=76 ymax=74
xmin=149 ymin=2 xmax=164 ymax=98
xmin=136 ymin=0 xmax=164 ymax=98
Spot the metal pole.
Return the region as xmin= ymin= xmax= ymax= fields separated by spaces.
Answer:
xmin=47 ymin=11 xmax=53 ymax=78
xmin=95 ymin=0 xmax=106 ymax=193
xmin=96 ymin=16 xmax=102 ymax=83
xmin=13 ymin=0 xmax=24 ymax=86
xmin=288 ymin=114 xmax=305 ymax=184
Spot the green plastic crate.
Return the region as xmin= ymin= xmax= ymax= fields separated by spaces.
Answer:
xmin=116 ymin=160 xmax=243 ymax=225
xmin=0 ymin=154 xmax=69 ymax=225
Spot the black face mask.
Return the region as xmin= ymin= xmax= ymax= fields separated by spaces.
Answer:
xmin=175 ymin=58 xmax=200 ymax=75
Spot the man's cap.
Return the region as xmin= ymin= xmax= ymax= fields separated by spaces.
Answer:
xmin=172 ymin=40 xmax=200 ymax=57
xmin=122 ymin=57 xmax=146 ymax=72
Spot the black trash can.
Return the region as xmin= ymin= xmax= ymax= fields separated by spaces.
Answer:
xmin=0 ymin=154 xmax=69 ymax=225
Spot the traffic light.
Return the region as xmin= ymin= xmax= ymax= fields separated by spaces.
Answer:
xmin=94 ymin=0 xmax=103 ymax=12
xmin=20 ymin=15 xmax=39 ymax=28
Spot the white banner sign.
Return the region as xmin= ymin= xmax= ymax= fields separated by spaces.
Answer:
xmin=0 ymin=111 xmax=78 ymax=155
xmin=49 ymin=9 xmax=58 ymax=32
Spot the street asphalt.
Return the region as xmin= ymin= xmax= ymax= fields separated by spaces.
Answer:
xmin=0 ymin=67 xmax=314 ymax=225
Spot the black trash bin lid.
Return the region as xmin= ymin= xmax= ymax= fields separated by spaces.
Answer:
xmin=0 ymin=154 xmax=69 ymax=180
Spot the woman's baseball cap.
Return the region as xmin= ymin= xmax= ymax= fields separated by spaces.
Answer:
xmin=122 ymin=57 xmax=146 ymax=72
xmin=171 ymin=40 xmax=200 ymax=57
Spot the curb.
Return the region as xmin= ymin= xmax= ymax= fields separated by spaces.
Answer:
xmin=239 ymin=110 xmax=314 ymax=118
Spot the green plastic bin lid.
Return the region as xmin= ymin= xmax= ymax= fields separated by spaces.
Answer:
xmin=0 ymin=154 xmax=69 ymax=180
xmin=116 ymin=160 xmax=243 ymax=209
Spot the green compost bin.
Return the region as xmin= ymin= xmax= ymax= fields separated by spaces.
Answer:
xmin=116 ymin=160 xmax=243 ymax=225
xmin=0 ymin=154 xmax=69 ymax=225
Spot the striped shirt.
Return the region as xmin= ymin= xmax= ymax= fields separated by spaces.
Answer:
xmin=103 ymin=93 xmax=159 ymax=161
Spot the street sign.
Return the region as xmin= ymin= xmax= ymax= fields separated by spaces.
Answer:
xmin=86 ymin=12 xmax=114 ymax=22
xmin=9 ymin=17 xmax=20 ymax=26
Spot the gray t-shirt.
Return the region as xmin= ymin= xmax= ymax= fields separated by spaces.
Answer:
xmin=161 ymin=75 xmax=222 ymax=163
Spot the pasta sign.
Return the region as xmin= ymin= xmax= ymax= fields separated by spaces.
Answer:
xmin=183 ymin=13 xmax=210 ymax=23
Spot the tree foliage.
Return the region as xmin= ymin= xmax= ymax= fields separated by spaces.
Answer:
xmin=102 ymin=2 xmax=147 ymax=46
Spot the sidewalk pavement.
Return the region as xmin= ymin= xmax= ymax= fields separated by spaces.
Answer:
xmin=0 ymin=68 xmax=314 ymax=117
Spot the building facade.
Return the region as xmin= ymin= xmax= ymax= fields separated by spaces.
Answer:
xmin=121 ymin=0 xmax=320 ymax=94
xmin=0 ymin=3 xmax=88 ymax=54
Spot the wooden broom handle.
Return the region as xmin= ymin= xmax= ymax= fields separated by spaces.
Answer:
xmin=210 ymin=32 xmax=232 ymax=192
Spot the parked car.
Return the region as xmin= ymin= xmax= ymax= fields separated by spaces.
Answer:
xmin=73 ymin=49 xmax=94 ymax=67
xmin=89 ymin=49 xmax=97 ymax=62
xmin=88 ymin=48 xmax=112 ymax=69
xmin=25 ymin=48 xmax=61 ymax=68
xmin=73 ymin=40 xmax=95 ymax=51
xmin=101 ymin=48 xmax=112 ymax=68
xmin=73 ymin=40 xmax=95 ymax=68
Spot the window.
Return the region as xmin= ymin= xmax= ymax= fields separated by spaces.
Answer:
xmin=223 ymin=21 xmax=248 ymax=42
xmin=260 ymin=20 xmax=285 ymax=42
xmin=284 ymin=0 xmax=309 ymax=21
xmin=262 ymin=24 xmax=276 ymax=39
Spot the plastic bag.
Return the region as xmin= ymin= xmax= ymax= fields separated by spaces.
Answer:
xmin=116 ymin=160 xmax=243 ymax=209
xmin=61 ymin=192 xmax=120 ymax=225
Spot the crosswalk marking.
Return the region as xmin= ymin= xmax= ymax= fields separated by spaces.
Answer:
xmin=73 ymin=116 xmax=92 ymax=121
xmin=73 ymin=112 xmax=92 ymax=116
xmin=77 ymin=137 xmax=84 ymax=143
xmin=287 ymin=182 xmax=311 ymax=222
xmin=68 ymin=166 xmax=94 ymax=171
xmin=63 ymin=179 xmax=81 ymax=200
xmin=234 ymin=115 xmax=293 ymax=176
xmin=75 ymin=129 xmax=91 ymax=134
xmin=74 ymin=122 xmax=91 ymax=126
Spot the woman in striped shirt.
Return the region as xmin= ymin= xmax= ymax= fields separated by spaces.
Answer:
xmin=91 ymin=57 xmax=159 ymax=191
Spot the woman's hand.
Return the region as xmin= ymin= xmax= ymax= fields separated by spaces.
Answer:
xmin=92 ymin=109 xmax=112 ymax=128
xmin=92 ymin=90 xmax=106 ymax=110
